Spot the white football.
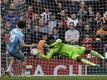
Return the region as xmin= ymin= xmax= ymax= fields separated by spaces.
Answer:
xmin=31 ymin=48 xmax=39 ymax=56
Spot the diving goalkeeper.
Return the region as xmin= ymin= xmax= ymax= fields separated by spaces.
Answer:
xmin=36 ymin=39 xmax=105 ymax=66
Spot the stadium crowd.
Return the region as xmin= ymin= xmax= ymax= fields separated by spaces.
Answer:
xmin=1 ymin=0 xmax=107 ymax=61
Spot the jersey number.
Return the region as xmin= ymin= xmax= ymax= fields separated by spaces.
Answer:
xmin=10 ymin=35 xmax=15 ymax=42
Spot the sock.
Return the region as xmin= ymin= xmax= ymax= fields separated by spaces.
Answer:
xmin=90 ymin=50 xmax=104 ymax=60
xmin=7 ymin=64 xmax=12 ymax=71
xmin=81 ymin=58 xmax=96 ymax=66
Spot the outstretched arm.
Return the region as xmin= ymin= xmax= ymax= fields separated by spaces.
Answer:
xmin=51 ymin=39 xmax=62 ymax=47
xmin=38 ymin=49 xmax=55 ymax=60
xmin=21 ymin=42 xmax=36 ymax=48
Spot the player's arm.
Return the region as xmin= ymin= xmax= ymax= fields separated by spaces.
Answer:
xmin=50 ymin=39 xmax=62 ymax=47
xmin=38 ymin=49 xmax=54 ymax=60
xmin=20 ymin=40 xmax=36 ymax=47
xmin=21 ymin=42 xmax=35 ymax=47
xmin=19 ymin=34 xmax=36 ymax=47
xmin=20 ymin=39 xmax=36 ymax=48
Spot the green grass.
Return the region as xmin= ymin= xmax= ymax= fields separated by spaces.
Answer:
xmin=1 ymin=76 xmax=107 ymax=80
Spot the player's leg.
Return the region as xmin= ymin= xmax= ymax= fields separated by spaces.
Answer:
xmin=13 ymin=50 xmax=27 ymax=76
xmin=71 ymin=54 xmax=97 ymax=66
xmin=84 ymin=48 xmax=104 ymax=60
xmin=6 ymin=57 xmax=14 ymax=72
xmin=6 ymin=56 xmax=15 ymax=76
xmin=21 ymin=59 xmax=27 ymax=76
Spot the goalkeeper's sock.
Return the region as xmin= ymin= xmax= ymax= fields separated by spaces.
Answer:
xmin=90 ymin=50 xmax=104 ymax=60
xmin=81 ymin=58 xmax=97 ymax=66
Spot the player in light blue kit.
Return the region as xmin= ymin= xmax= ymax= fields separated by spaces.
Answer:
xmin=6 ymin=21 xmax=35 ymax=76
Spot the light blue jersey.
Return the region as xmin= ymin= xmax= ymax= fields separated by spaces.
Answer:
xmin=7 ymin=28 xmax=26 ymax=61
xmin=7 ymin=28 xmax=24 ymax=53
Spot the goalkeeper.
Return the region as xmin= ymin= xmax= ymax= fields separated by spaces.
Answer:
xmin=36 ymin=39 xmax=105 ymax=66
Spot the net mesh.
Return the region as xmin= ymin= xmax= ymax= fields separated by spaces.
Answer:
xmin=1 ymin=0 xmax=107 ymax=76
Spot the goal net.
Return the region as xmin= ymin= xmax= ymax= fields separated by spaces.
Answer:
xmin=1 ymin=0 xmax=107 ymax=76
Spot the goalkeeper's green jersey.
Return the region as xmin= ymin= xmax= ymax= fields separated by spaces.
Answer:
xmin=47 ymin=39 xmax=85 ymax=59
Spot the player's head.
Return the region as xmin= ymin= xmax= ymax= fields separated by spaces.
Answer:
xmin=17 ymin=21 xmax=26 ymax=29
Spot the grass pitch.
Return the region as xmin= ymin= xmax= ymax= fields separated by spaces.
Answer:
xmin=0 ymin=76 xmax=107 ymax=80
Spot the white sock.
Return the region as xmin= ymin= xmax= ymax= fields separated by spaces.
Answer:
xmin=7 ymin=64 xmax=12 ymax=72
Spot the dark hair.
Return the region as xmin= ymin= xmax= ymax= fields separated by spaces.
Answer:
xmin=52 ymin=27 xmax=59 ymax=33
xmin=17 ymin=21 xmax=26 ymax=29
xmin=69 ymin=22 xmax=74 ymax=25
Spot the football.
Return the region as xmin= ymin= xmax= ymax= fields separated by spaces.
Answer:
xmin=31 ymin=48 xmax=39 ymax=56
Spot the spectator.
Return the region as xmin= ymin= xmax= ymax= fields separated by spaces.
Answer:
xmin=87 ymin=15 xmax=96 ymax=31
xmin=94 ymin=36 xmax=104 ymax=53
xmin=1 ymin=0 xmax=10 ymax=16
xmin=67 ymin=13 xmax=79 ymax=27
xmin=32 ymin=26 xmax=42 ymax=43
xmin=40 ymin=6 xmax=51 ymax=24
xmin=67 ymin=1 xmax=79 ymax=14
xmin=94 ymin=12 xmax=101 ymax=24
xmin=26 ymin=5 xmax=35 ymax=21
xmin=57 ymin=9 xmax=65 ymax=20
xmin=57 ymin=2 xmax=63 ymax=12
xmin=39 ymin=7 xmax=51 ymax=34
xmin=10 ymin=3 xmax=16 ymax=10
xmin=4 ymin=21 xmax=12 ymax=31
xmin=65 ymin=22 xmax=80 ymax=45
xmin=26 ymin=18 xmax=33 ymax=32
xmin=38 ymin=16 xmax=45 ymax=27
xmin=3 ymin=9 xmax=19 ymax=28
xmin=87 ymin=6 xmax=94 ymax=17
xmin=77 ymin=18 xmax=85 ymax=30
xmin=54 ymin=2 xmax=64 ymax=14
xmin=2 ymin=21 xmax=12 ymax=44
xmin=13 ymin=0 xmax=20 ymax=6
xmin=94 ymin=23 xmax=107 ymax=53
xmin=77 ymin=1 xmax=87 ymax=18
xmin=94 ymin=12 xmax=102 ymax=29
xmin=48 ymin=14 xmax=57 ymax=34
xmin=48 ymin=27 xmax=60 ymax=44
xmin=88 ymin=6 xmax=93 ymax=12
xmin=58 ymin=20 xmax=68 ymax=42
xmin=38 ymin=16 xmax=49 ymax=34
xmin=82 ymin=24 xmax=93 ymax=35
xmin=96 ymin=23 xmax=107 ymax=41
xmin=57 ymin=9 xmax=68 ymax=27
xmin=81 ymin=34 xmax=93 ymax=50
